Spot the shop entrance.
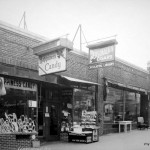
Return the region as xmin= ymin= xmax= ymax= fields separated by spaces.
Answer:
xmin=49 ymin=102 xmax=60 ymax=141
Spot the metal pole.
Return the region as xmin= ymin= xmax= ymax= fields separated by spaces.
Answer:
xmin=80 ymin=24 xmax=82 ymax=52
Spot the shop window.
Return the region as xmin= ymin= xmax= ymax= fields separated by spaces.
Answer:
xmin=0 ymin=86 xmax=37 ymax=120
xmin=125 ymin=92 xmax=140 ymax=122
xmin=104 ymin=88 xmax=123 ymax=122
xmin=104 ymin=87 xmax=141 ymax=123
xmin=73 ymin=88 xmax=95 ymax=124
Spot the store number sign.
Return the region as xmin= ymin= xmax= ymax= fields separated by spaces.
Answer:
xmin=39 ymin=49 xmax=67 ymax=75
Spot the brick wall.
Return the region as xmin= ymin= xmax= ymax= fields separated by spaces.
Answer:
xmin=0 ymin=134 xmax=32 ymax=150
xmin=58 ymin=50 xmax=98 ymax=83
xmin=103 ymin=61 xmax=149 ymax=90
xmin=0 ymin=26 xmax=45 ymax=71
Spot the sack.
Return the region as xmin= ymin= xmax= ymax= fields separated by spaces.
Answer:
xmin=0 ymin=77 xmax=6 ymax=96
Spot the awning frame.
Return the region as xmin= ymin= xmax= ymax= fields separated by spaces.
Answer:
xmin=61 ymin=75 xmax=101 ymax=86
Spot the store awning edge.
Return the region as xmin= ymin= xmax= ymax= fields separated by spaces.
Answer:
xmin=61 ymin=75 xmax=101 ymax=85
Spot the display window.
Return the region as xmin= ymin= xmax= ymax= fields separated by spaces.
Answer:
xmin=0 ymin=77 xmax=38 ymax=133
xmin=104 ymin=87 xmax=140 ymax=123
xmin=73 ymin=88 xmax=96 ymax=124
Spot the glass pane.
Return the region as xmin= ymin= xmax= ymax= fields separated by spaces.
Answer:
xmin=125 ymin=92 xmax=140 ymax=122
xmin=104 ymin=87 xmax=123 ymax=122
xmin=0 ymin=88 xmax=36 ymax=119
xmin=73 ymin=89 xmax=95 ymax=124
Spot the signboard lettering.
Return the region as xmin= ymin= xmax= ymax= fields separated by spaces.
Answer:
xmin=88 ymin=39 xmax=117 ymax=69
xmin=4 ymin=78 xmax=37 ymax=91
xmin=39 ymin=49 xmax=66 ymax=75
xmin=90 ymin=45 xmax=115 ymax=63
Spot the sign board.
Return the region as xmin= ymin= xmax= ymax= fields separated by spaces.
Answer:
xmin=33 ymin=38 xmax=73 ymax=76
xmin=87 ymin=39 xmax=117 ymax=69
xmin=89 ymin=45 xmax=115 ymax=64
xmin=45 ymin=113 xmax=50 ymax=117
xmin=4 ymin=77 xmax=37 ymax=91
xmin=39 ymin=48 xmax=67 ymax=76
xmin=28 ymin=100 xmax=37 ymax=107
xmin=89 ymin=61 xmax=115 ymax=69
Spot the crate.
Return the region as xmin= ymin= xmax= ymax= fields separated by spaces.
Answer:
xmin=32 ymin=140 xmax=40 ymax=148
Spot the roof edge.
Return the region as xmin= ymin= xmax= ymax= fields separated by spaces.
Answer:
xmin=0 ymin=20 xmax=49 ymax=42
xmin=116 ymin=57 xmax=148 ymax=74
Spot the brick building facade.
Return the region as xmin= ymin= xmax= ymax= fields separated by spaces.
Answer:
xmin=0 ymin=20 xmax=150 ymax=142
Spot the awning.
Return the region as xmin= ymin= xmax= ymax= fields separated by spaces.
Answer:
xmin=61 ymin=75 xmax=100 ymax=85
xmin=106 ymin=78 xmax=147 ymax=94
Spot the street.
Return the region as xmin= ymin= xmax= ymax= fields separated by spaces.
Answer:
xmin=22 ymin=129 xmax=150 ymax=150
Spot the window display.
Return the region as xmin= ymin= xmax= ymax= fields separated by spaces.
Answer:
xmin=104 ymin=87 xmax=141 ymax=123
xmin=0 ymin=77 xmax=38 ymax=133
xmin=68 ymin=88 xmax=99 ymax=143
xmin=73 ymin=88 xmax=95 ymax=124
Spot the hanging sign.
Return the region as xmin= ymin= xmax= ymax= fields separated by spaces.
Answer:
xmin=33 ymin=38 xmax=73 ymax=76
xmin=89 ymin=45 xmax=115 ymax=64
xmin=87 ymin=39 xmax=117 ymax=69
xmin=38 ymin=49 xmax=67 ymax=75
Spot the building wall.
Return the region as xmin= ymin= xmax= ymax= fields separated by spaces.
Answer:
xmin=0 ymin=27 xmax=45 ymax=71
xmin=58 ymin=50 xmax=98 ymax=83
xmin=0 ymin=21 xmax=150 ymax=137
xmin=103 ymin=60 xmax=149 ymax=90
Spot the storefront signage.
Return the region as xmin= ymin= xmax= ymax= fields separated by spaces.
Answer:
xmin=89 ymin=61 xmax=115 ymax=69
xmin=45 ymin=113 xmax=50 ymax=117
xmin=33 ymin=38 xmax=73 ymax=76
xmin=82 ymin=110 xmax=97 ymax=120
xmin=39 ymin=49 xmax=67 ymax=75
xmin=89 ymin=45 xmax=115 ymax=64
xmin=88 ymin=39 xmax=117 ymax=69
xmin=4 ymin=78 xmax=37 ymax=91
xmin=28 ymin=100 xmax=37 ymax=107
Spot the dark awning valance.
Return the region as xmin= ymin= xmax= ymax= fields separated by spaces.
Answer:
xmin=106 ymin=78 xmax=147 ymax=94
xmin=61 ymin=75 xmax=100 ymax=85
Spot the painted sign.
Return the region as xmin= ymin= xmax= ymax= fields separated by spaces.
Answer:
xmin=28 ymin=100 xmax=37 ymax=107
xmin=89 ymin=45 xmax=115 ymax=64
xmin=4 ymin=78 xmax=37 ymax=91
xmin=89 ymin=61 xmax=115 ymax=69
xmin=88 ymin=39 xmax=117 ymax=69
xmin=39 ymin=48 xmax=67 ymax=75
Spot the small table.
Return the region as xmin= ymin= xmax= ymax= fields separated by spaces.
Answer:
xmin=118 ymin=121 xmax=132 ymax=133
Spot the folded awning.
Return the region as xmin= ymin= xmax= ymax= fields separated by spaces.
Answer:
xmin=61 ymin=75 xmax=100 ymax=85
xmin=106 ymin=78 xmax=147 ymax=94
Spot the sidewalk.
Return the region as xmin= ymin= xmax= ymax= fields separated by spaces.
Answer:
xmin=23 ymin=129 xmax=150 ymax=150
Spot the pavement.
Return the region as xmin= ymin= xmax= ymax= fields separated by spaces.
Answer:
xmin=22 ymin=129 xmax=150 ymax=150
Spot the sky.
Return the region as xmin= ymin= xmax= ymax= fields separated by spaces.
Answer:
xmin=0 ymin=0 xmax=150 ymax=70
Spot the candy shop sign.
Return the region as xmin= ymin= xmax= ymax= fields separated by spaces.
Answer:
xmin=39 ymin=49 xmax=67 ymax=76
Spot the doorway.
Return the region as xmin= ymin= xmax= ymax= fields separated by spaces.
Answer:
xmin=49 ymin=102 xmax=60 ymax=141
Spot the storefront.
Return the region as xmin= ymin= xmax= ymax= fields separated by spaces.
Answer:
xmin=103 ymin=78 xmax=148 ymax=134
xmin=87 ymin=40 xmax=150 ymax=134
xmin=1 ymin=21 xmax=150 ymax=145
xmin=0 ymin=76 xmax=38 ymax=120
xmin=0 ymin=75 xmax=39 ymax=149
xmin=38 ymin=75 xmax=98 ymax=141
